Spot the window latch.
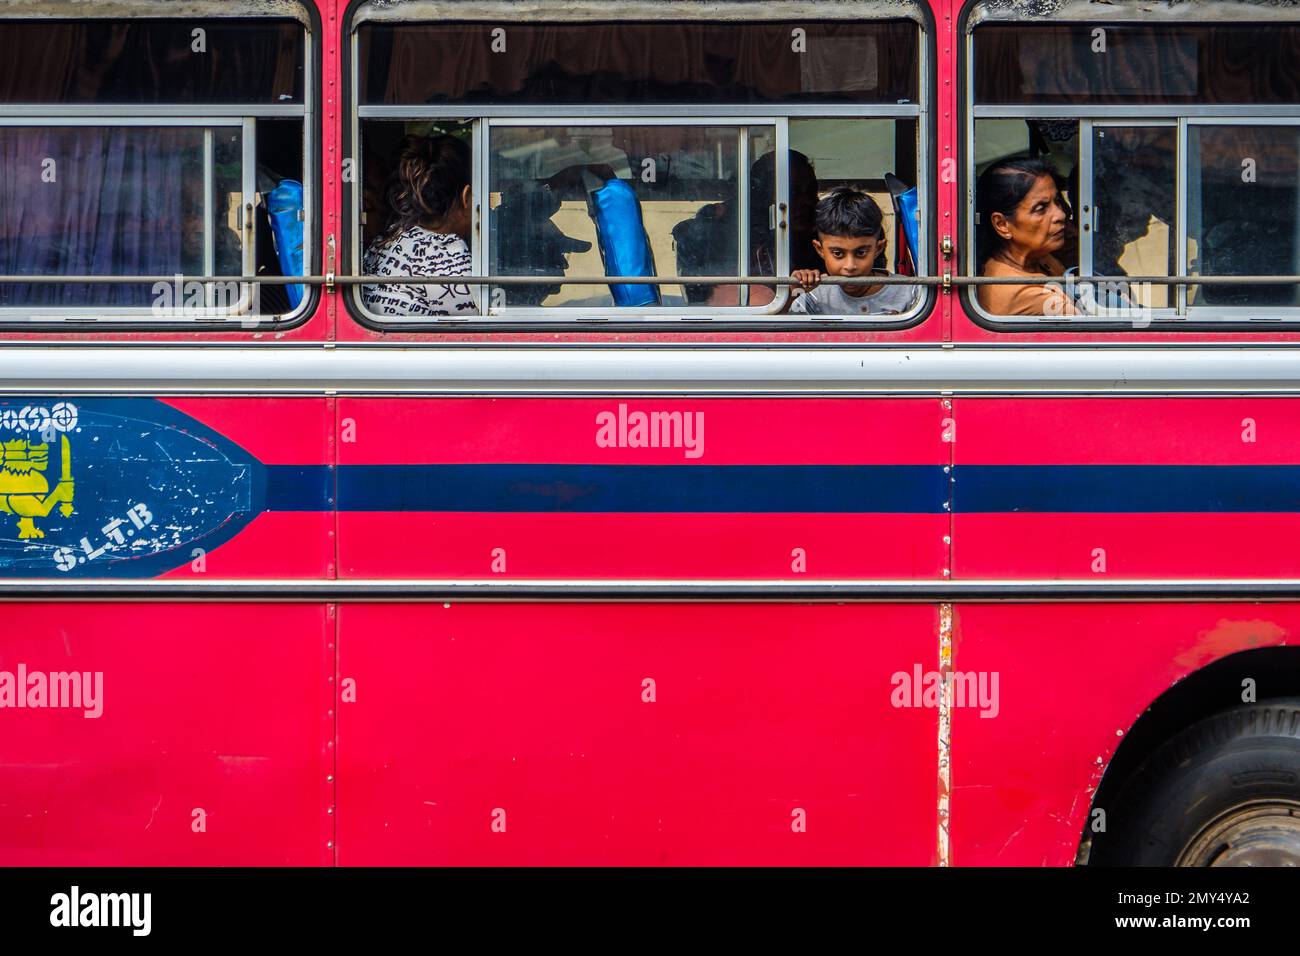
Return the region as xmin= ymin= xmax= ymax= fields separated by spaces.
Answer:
xmin=325 ymin=234 xmax=337 ymax=293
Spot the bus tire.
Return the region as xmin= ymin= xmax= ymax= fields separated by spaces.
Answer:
xmin=1095 ymin=699 xmax=1300 ymax=866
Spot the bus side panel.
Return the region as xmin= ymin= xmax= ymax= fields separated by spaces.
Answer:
xmin=949 ymin=602 xmax=1294 ymax=866
xmin=335 ymin=398 xmax=950 ymax=580
xmin=337 ymin=603 xmax=939 ymax=865
xmin=0 ymin=603 xmax=333 ymax=865
xmin=155 ymin=397 xmax=335 ymax=580
xmin=952 ymin=398 xmax=1300 ymax=578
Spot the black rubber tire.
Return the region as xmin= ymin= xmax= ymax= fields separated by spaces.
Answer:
xmin=1092 ymin=698 xmax=1300 ymax=866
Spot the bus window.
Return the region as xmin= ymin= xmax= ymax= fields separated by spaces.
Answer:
xmin=974 ymin=23 xmax=1300 ymax=106
xmin=0 ymin=125 xmax=243 ymax=310
xmin=779 ymin=118 xmax=922 ymax=314
xmin=1188 ymin=124 xmax=1300 ymax=308
xmin=1093 ymin=125 xmax=1176 ymax=311
xmin=969 ymin=13 xmax=1300 ymax=323
xmin=0 ymin=19 xmax=303 ymax=105
xmin=349 ymin=5 xmax=930 ymax=325
xmin=0 ymin=10 xmax=311 ymax=326
xmin=357 ymin=21 xmax=918 ymax=107
xmin=973 ymin=119 xmax=1081 ymax=274
xmin=486 ymin=123 xmax=772 ymax=310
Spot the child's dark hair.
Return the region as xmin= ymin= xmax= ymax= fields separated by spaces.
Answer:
xmin=815 ymin=185 xmax=885 ymax=240
xmin=377 ymin=133 xmax=471 ymax=245
xmin=974 ymin=156 xmax=1056 ymax=269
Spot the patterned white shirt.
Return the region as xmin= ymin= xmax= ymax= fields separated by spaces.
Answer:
xmin=362 ymin=225 xmax=477 ymax=317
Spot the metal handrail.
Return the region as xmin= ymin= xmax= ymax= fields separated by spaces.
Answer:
xmin=3 ymin=274 xmax=1300 ymax=287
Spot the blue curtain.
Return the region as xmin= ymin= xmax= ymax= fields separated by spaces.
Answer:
xmin=0 ymin=126 xmax=195 ymax=307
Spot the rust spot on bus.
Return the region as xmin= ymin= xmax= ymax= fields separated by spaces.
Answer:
xmin=1174 ymin=618 xmax=1289 ymax=672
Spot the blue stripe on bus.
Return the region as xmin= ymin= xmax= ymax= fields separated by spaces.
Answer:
xmin=262 ymin=463 xmax=1300 ymax=514
xmin=332 ymin=464 xmax=948 ymax=514
xmin=265 ymin=464 xmax=333 ymax=511
xmin=955 ymin=464 xmax=1300 ymax=513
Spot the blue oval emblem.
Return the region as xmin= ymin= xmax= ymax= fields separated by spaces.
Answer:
xmin=0 ymin=398 xmax=264 ymax=578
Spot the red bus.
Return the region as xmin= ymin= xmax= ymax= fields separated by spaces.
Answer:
xmin=2 ymin=0 xmax=1300 ymax=868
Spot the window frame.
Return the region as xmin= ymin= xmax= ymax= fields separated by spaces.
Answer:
xmin=0 ymin=115 xmax=258 ymax=321
xmin=962 ymin=4 xmax=1300 ymax=331
xmin=482 ymin=114 xmax=792 ymax=318
xmin=0 ymin=9 xmax=317 ymax=331
xmin=344 ymin=4 xmax=936 ymax=333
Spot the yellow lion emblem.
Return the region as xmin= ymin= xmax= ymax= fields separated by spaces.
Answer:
xmin=0 ymin=436 xmax=75 ymax=539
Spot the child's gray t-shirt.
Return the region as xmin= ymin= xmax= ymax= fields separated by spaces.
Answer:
xmin=789 ymin=280 xmax=917 ymax=315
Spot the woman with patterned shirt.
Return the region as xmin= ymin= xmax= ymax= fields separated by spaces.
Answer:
xmin=363 ymin=134 xmax=477 ymax=317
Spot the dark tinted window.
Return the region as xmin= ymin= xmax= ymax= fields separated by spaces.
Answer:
xmin=359 ymin=21 xmax=918 ymax=105
xmin=1189 ymin=125 xmax=1300 ymax=307
xmin=0 ymin=19 xmax=303 ymax=104
xmin=974 ymin=24 xmax=1300 ymax=105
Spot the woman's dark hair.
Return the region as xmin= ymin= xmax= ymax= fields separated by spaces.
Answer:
xmin=814 ymin=185 xmax=885 ymax=240
xmin=377 ymin=133 xmax=472 ymax=246
xmin=975 ymin=156 xmax=1056 ymax=269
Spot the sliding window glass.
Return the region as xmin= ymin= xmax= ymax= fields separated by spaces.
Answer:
xmin=349 ymin=4 xmax=929 ymax=326
xmin=968 ymin=13 xmax=1300 ymax=324
xmin=0 ymin=11 xmax=312 ymax=326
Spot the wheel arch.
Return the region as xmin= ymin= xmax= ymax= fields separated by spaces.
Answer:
xmin=1081 ymin=645 xmax=1300 ymax=865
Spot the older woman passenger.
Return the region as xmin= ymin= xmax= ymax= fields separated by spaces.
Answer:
xmin=975 ymin=157 xmax=1079 ymax=317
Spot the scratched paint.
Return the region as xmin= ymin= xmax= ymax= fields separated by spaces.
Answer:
xmin=936 ymin=602 xmax=953 ymax=866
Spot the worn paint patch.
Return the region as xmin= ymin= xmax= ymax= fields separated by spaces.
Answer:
xmin=937 ymin=602 xmax=953 ymax=867
xmin=1173 ymin=618 xmax=1290 ymax=672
